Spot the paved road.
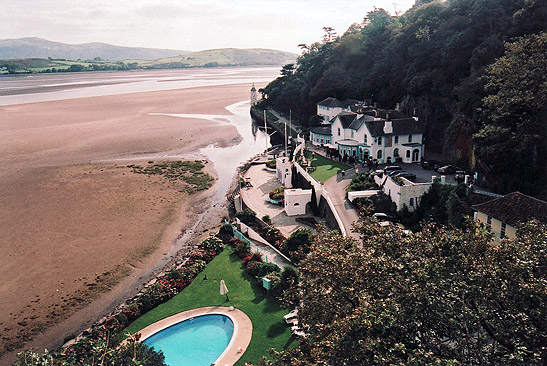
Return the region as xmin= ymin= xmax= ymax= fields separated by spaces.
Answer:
xmin=323 ymin=170 xmax=361 ymax=240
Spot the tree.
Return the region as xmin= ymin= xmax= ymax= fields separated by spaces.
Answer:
xmin=252 ymin=220 xmax=547 ymax=365
xmin=474 ymin=32 xmax=547 ymax=196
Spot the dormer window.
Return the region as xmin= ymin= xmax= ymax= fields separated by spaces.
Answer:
xmin=378 ymin=137 xmax=382 ymax=145
xmin=408 ymin=134 xmax=412 ymax=143
xmin=338 ymin=128 xmax=341 ymax=136
xmin=394 ymin=136 xmax=399 ymax=144
xmin=364 ymin=135 xmax=367 ymax=144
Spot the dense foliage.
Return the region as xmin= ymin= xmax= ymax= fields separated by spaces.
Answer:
xmin=259 ymin=0 xmax=547 ymax=198
xmin=14 ymin=335 xmax=166 ymax=366
xmin=252 ymin=221 xmax=547 ymax=365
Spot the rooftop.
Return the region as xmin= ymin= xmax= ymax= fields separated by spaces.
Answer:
xmin=365 ymin=118 xmax=425 ymax=137
xmin=472 ymin=192 xmax=547 ymax=227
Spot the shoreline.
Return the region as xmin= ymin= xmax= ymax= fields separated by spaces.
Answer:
xmin=0 ymin=80 xmax=270 ymax=364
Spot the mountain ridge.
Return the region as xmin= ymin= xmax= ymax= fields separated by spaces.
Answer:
xmin=0 ymin=37 xmax=190 ymax=60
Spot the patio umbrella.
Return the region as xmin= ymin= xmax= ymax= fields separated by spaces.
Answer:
xmin=220 ymin=279 xmax=230 ymax=302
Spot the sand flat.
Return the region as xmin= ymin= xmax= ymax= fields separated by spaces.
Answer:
xmin=0 ymin=82 xmax=262 ymax=361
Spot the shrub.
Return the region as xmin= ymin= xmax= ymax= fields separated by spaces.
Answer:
xmin=245 ymin=260 xmax=261 ymax=277
xmin=347 ymin=171 xmax=377 ymax=192
xmin=264 ymin=272 xmax=282 ymax=295
xmin=257 ymin=262 xmax=281 ymax=278
xmin=283 ymin=228 xmax=312 ymax=253
xmin=167 ymin=270 xmax=183 ymax=280
xmin=262 ymin=214 xmax=271 ymax=223
xmin=280 ymin=266 xmax=299 ymax=290
xmin=269 ymin=186 xmax=285 ymax=200
xmin=228 ymin=237 xmax=243 ymax=248
xmin=234 ymin=242 xmax=251 ymax=258
xmin=218 ymin=222 xmax=233 ymax=243
xmin=265 ymin=159 xmax=277 ymax=169
xmin=249 ymin=251 xmax=263 ymax=263
xmin=235 ymin=208 xmax=256 ymax=225
xmin=198 ymin=236 xmax=224 ymax=254
xmin=262 ymin=226 xmax=283 ymax=244
xmin=188 ymin=249 xmax=215 ymax=264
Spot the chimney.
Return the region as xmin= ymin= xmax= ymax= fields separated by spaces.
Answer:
xmin=375 ymin=110 xmax=379 ymax=117
xmin=413 ymin=108 xmax=419 ymax=121
xmin=374 ymin=102 xmax=377 ymax=108
xmin=396 ymin=103 xmax=400 ymax=111
xmin=386 ymin=112 xmax=391 ymax=120
xmin=383 ymin=121 xmax=393 ymax=134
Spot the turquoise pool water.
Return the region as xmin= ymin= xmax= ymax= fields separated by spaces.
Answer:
xmin=143 ymin=314 xmax=234 ymax=366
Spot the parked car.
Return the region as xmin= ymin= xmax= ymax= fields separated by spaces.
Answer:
xmin=454 ymin=170 xmax=466 ymax=182
xmin=421 ymin=160 xmax=440 ymax=170
xmin=372 ymin=212 xmax=394 ymax=221
xmin=387 ymin=169 xmax=405 ymax=176
xmin=438 ymin=165 xmax=458 ymax=174
xmin=394 ymin=171 xmax=417 ymax=181
xmin=383 ymin=165 xmax=402 ymax=174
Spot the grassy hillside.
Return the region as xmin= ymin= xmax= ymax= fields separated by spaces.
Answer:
xmin=0 ymin=48 xmax=297 ymax=74
xmin=0 ymin=37 xmax=188 ymax=61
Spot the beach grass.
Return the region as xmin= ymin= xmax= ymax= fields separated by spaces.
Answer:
xmin=122 ymin=247 xmax=295 ymax=365
xmin=306 ymin=151 xmax=350 ymax=183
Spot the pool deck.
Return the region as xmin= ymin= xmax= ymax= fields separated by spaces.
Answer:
xmin=137 ymin=306 xmax=253 ymax=366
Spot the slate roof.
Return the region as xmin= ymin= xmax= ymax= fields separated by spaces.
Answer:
xmin=317 ymin=97 xmax=367 ymax=109
xmin=340 ymin=99 xmax=363 ymax=108
xmin=365 ymin=118 xmax=425 ymax=137
xmin=317 ymin=97 xmax=343 ymax=108
xmin=336 ymin=111 xmax=358 ymax=128
xmin=310 ymin=126 xmax=332 ymax=136
xmin=349 ymin=114 xmax=376 ymax=130
xmin=472 ymin=192 xmax=547 ymax=227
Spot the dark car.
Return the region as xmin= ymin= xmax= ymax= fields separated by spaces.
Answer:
xmin=454 ymin=170 xmax=466 ymax=182
xmin=438 ymin=165 xmax=458 ymax=174
xmin=383 ymin=165 xmax=402 ymax=174
xmin=394 ymin=171 xmax=417 ymax=181
xmin=387 ymin=169 xmax=405 ymax=176
xmin=421 ymin=160 xmax=439 ymax=170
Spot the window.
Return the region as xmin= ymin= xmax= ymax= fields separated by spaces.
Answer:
xmin=351 ymin=130 xmax=354 ymax=138
xmin=294 ymin=202 xmax=300 ymax=206
xmin=364 ymin=135 xmax=367 ymax=144
xmin=406 ymin=150 xmax=410 ymax=158
xmin=394 ymin=148 xmax=399 ymax=157
xmin=338 ymin=128 xmax=340 ymax=136
xmin=408 ymin=134 xmax=412 ymax=142
xmin=378 ymin=137 xmax=382 ymax=145
xmin=394 ymin=136 xmax=399 ymax=144
xmin=410 ymin=198 xmax=414 ymax=207
xmin=500 ymin=222 xmax=506 ymax=239
xmin=377 ymin=150 xmax=382 ymax=159
xmin=486 ymin=215 xmax=492 ymax=228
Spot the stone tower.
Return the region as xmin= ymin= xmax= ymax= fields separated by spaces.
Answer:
xmin=250 ymin=83 xmax=258 ymax=106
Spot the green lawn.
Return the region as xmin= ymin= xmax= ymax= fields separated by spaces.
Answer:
xmin=306 ymin=151 xmax=351 ymax=183
xmin=123 ymin=247 xmax=295 ymax=365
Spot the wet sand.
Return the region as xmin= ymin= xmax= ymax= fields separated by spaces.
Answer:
xmin=0 ymin=82 xmax=262 ymax=362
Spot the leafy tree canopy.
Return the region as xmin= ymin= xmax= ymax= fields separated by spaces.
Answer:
xmin=253 ymin=221 xmax=547 ymax=365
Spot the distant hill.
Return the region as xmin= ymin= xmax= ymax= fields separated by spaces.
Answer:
xmin=0 ymin=37 xmax=189 ymax=61
xmin=0 ymin=43 xmax=298 ymax=74
xmin=139 ymin=48 xmax=298 ymax=68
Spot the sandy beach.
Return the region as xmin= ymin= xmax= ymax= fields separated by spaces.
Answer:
xmin=0 ymin=79 xmax=269 ymax=363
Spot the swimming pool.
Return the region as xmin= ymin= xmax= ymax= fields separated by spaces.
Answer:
xmin=143 ymin=314 xmax=234 ymax=366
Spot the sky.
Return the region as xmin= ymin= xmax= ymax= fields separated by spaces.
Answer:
xmin=1 ymin=0 xmax=416 ymax=54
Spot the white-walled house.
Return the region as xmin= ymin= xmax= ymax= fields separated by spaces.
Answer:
xmin=374 ymin=173 xmax=433 ymax=211
xmin=309 ymin=125 xmax=333 ymax=147
xmin=316 ymin=97 xmax=363 ymax=122
xmin=472 ymin=192 xmax=547 ymax=242
xmin=312 ymin=98 xmax=425 ymax=164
